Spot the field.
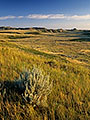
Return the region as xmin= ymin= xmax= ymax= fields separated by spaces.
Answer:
xmin=0 ymin=28 xmax=90 ymax=120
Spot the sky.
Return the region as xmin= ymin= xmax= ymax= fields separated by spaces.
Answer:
xmin=0 ymin=0 xmax=90 ymax=29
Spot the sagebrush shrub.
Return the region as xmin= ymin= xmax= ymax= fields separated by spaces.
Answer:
xmin=15 ymin=67 xmax=52 ymax=107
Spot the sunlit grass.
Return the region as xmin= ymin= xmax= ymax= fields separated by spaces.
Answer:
xmin=0 ymin=29 xmax=90 ymax=119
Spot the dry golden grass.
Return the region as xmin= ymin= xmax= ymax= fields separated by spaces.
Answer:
xmin=66 ymin=58 xmax=87 ymax=65
xmin=0 ymin=29 xmax=90 ymax=120
xmin=81 ymin=49 xmax=90 ymax=53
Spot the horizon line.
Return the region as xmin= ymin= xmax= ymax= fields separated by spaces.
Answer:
xmin=0 ymin=26 xmax=90 ymax=30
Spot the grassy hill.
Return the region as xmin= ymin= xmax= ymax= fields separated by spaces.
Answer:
xmin=0 ymin=28 xmax=90 ymax=120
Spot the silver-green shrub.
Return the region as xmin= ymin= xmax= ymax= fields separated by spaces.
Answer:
xmin=16 ymin=67 xmax=52 ymax=107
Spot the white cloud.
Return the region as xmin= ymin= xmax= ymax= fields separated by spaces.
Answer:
xmin=0 ymin=16 xmax=16 ymax=20
xmin=27 ymin=14 xmax=50 ymax=19
xmin=27 ymin=14 xmax=66 ymax=19
xmin=0 ymin=15 xmax=24 ymax=20
xmin=68 ymin=14 xmax=90 ymax=20
xmin=17 ymin=16 xmax=24 ymax=19
xmin=27 ymin=14 xmax=90 ymax=20
xmin=0 ymin=14 xmax=90 ymax=20
xmin=49 ymin=14 xmax=66 ymax=19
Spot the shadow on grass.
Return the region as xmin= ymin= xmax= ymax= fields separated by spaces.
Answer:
xmin=69 ymin=38 xmax=90 ymax=42
xmin=24 ymin=31 xmax=40 ymax=35
xmin=8 ymin=35 xmax=32 ymax=39
xmin=0 ymin=80 xmax=24 ymax=103
xmin=55 ymin=38 xmax=90 ymax=42
xmin=19 ymin=47 xmax=56 ymax=59
xmin=0 ymin=32 xmax=20 ymax=34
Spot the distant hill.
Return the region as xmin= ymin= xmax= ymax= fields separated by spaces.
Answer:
xmin=0 ymin=26 xmax=64 ymax=33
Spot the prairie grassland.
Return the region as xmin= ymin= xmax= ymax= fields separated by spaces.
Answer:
xmin=0 ymin=29 xmax=90 ymax=120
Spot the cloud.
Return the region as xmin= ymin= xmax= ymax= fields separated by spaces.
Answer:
xmin=0 ymin=15 xmax=24 ymax=20
xmin=69 ymin=14 xmax=90 ymax=20
xmin=27 ymin=14 xmax=66 ymax=19
xmin=0 ymin=16 xmax=16 ymax=20
xmin=0 ymin=14 xmax=90 ymax=20
xmin=27 ymin=14 xmax=50 ymax=19
xmin=27 ymin=14 xmax=90 ymax=20
xmin=17 ymin=16 xmax=24 ymax=19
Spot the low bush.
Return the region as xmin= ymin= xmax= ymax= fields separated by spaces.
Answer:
xmin=0 ymin=67 xmax=52 ymax=107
